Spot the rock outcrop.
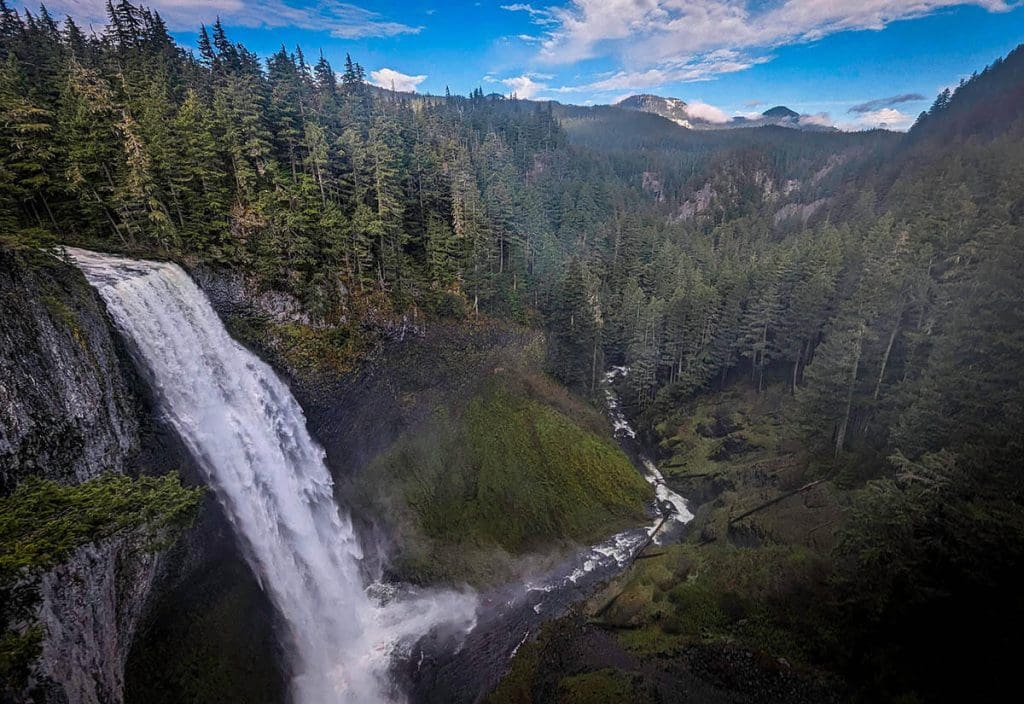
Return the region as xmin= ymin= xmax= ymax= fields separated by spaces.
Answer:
xmin=0 ymin=247 xmax=182 ymax=704
xmin=190 ymin=263 xmax=321 ymax=327
xmin=0 ymin=248 xmax=139 ymax=492
xmin=34 ymin=536 xmax=161 ymax=704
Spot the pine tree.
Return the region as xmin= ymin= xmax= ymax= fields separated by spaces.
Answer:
xmin=0 ymin=53 xmax=56 ymax=228
xmin=171 ymin=89 xmax=231 ymax=256
xmin=425 ymin=214 xmax=459 ymax=288
xmin=58 ymin=57 xmax=122 ymax=240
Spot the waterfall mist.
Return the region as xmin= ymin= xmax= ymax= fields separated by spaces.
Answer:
xmin=67 ymin=248 xmax=477 ymax=704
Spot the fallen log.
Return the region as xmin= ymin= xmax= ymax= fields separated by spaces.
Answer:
xmin=728 ymin=478 xmax=827 ymax=525
xmin=591 ymin=513 xmax=672 ymax=618
xmin=634 ymin=551 xmax=667 ymax=560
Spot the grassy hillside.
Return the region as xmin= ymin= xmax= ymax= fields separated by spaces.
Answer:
xmin=361 ymin=381 xmax=652 ymax=583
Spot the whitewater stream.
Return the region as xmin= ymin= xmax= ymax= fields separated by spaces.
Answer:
xmin=68 ymin=247 xmax=692 ymax=703
xmin=67 ymin=248 xmax=477 ymax=704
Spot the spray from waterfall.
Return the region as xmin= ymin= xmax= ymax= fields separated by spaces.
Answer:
xmin=67 ymin=247 xmax=477 ymax=704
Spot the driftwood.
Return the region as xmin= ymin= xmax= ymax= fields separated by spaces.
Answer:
xmin=630 ymin=514 xmax=670 ymax=560
xmin=728 ymin=478 xmax=826 ymax=525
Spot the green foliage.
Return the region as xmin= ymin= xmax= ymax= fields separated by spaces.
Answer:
xmin=828 ymin=450 xmax=1024 ymax=699
xmin=556 ymin=669 xmax=652 ymax=704
xmin=362 ymin=384 xmax=651 ymax=583
xmin=602 ymin=544 xmax=825 ymax=663
xmin=0 ymin=472 xmax=202 ymax=690
xmin=0 ymin=474 xmax=202 ymax=582
xmin=426 ymin=289 xmax=468 ymax=319
xmin=0 ymin=626 xmax=40 ymax=693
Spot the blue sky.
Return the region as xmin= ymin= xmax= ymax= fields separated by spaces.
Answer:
xmin=18 ymin=1 xmax=1024 ymax=129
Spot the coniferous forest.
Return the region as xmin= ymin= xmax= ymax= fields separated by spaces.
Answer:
xmin=2 ymin=2 xmax=1024 ymax=703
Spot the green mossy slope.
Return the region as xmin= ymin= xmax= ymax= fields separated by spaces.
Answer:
xmin=361 ymin=382 xmax=652 ymax=584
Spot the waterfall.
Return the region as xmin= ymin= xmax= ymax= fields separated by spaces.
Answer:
xmin=66 ymin=248 xmax=476 ymax=704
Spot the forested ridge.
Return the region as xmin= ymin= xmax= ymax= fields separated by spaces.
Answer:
xmin=0 ymin=0 xmax=568 ymax=315
xmin=2 ymin=1 xmax=1024 ymax=700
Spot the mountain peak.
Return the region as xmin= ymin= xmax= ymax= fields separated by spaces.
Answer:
xmin=615 ymin=94 xmax=694 ymax=127
xmin=762 ymin=105 xmax=800 ymax=119
xmin=616 ymin=94 xmax=688 ymax=109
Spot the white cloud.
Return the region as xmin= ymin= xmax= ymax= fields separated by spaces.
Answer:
xmin=528 ymin=1 xmax=1013 ymax=83
xmin=553 ymin=49 xmax=767 ymax=93
xmin=845 ymin=107 xmax=915 ymax=130
xmin=14 ymin=1 xmax=421 ymax=38
xmin=686 ymin=100 xmax=729 ymax=123
xmin=370 ymin=67 xmax=427 ymax=93
xmin=500 ymin=75 xmax=548 ymax=99
xmin=798 ymin=112 xmax=837 ymax=128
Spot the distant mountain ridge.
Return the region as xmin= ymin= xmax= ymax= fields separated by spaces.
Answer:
xmin=615 ymin=94 xmax=696 ymax=127
xmin=615 ymin=95 xmax=835 ymax=132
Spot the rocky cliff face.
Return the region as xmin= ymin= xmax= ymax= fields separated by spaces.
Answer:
xmin=190 ymin=263 xmax=320 ymax=327
xmin=34 ymin=536 xmax=161 ymax=704
xmin=0 ymin=249 xmax=139 ymax=492
xmin=0 ymin=248 xmax=287 ymax=704
xmin=0 ymin=247 xmax=177 ymax=704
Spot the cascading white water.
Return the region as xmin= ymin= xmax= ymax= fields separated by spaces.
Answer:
xmin=604 ymin=367 xmax=693 ymax=526
xmin=66 ymin=248 xmax=476 ymax=704
xmin=526 ymin=367 xmax=694 ymax=593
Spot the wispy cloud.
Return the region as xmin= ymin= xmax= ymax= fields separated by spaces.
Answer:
xmin=849 ymin=92 xmax=927 ymax=113
xmin=369 ymin=67 xmax=427 ymax=92
xmin=552 ymin=49 xmax=767 ymax=94
xmin=16 ymin=0 xmax=421 ymax=39
xmin=518 ymin=1 xmax=1013 ymax=85
xmin=501 ymin=3 xmax=558 ymax=25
